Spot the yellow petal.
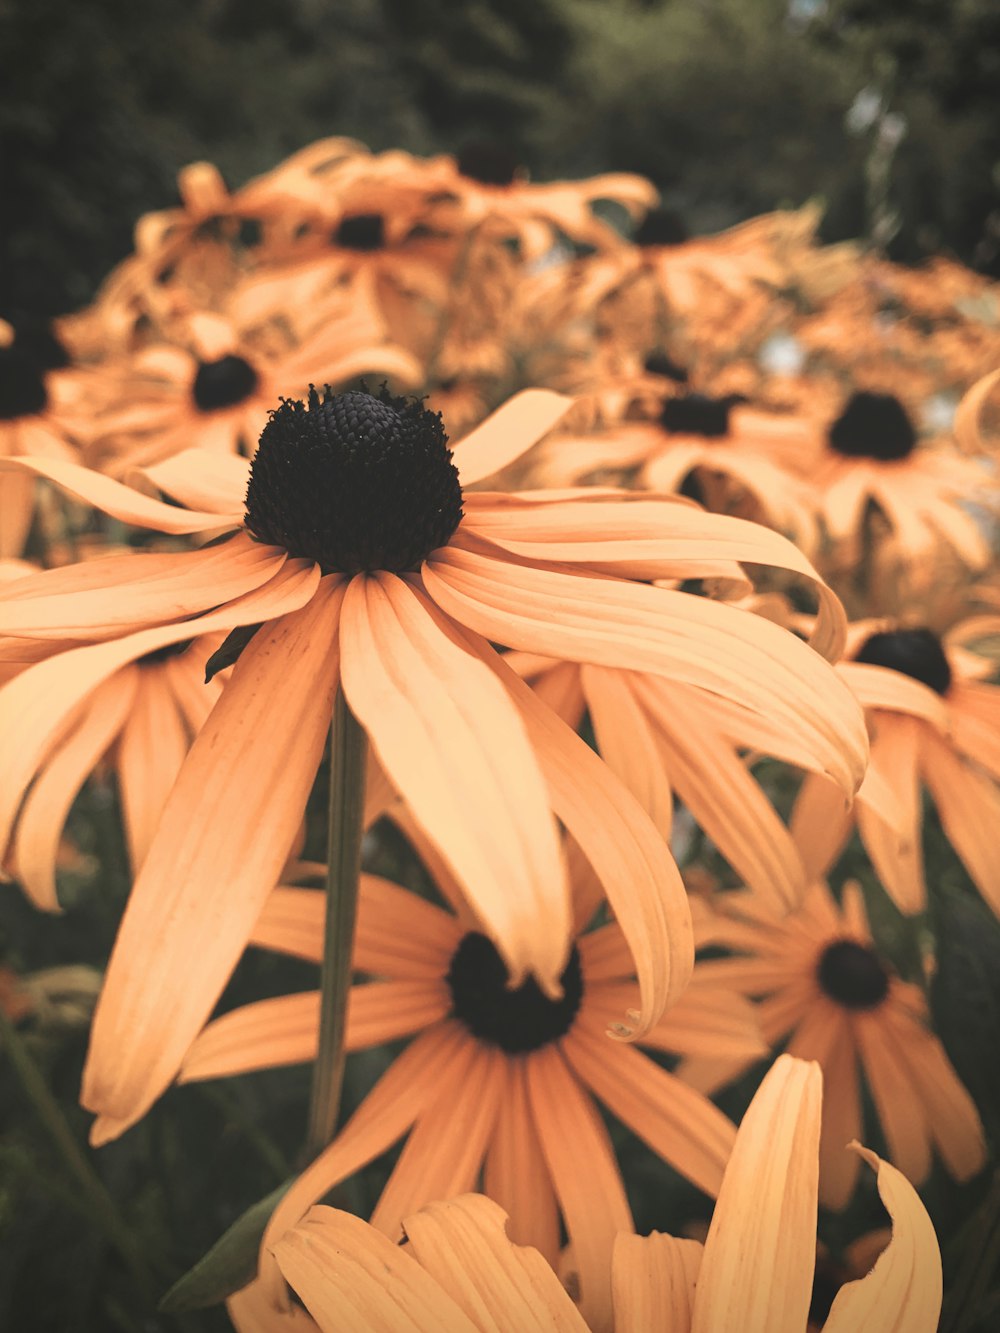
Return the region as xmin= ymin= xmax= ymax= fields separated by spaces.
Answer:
xmin=612 ymin=1233 xmax=701 ymax=1333
xmin=451 ymin=391 xmax=574 ymax=486
xmin=691 ymin=1054 xmax=821 ymax=1333
xmin=81 ymin=581 xmax=341 ymax=1143
xmin=824 ymin=1144 xmax=942 ymax=1333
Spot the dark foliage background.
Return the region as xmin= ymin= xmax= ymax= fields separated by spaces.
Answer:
xmin=2 ymin=0 xmax=999 ymax=321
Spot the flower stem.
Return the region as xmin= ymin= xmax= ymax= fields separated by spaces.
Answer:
xmin=305 ymin=687 xmax=367 ymax=1159
xmin=0 ymin=1005 xmax=153 ymax=1295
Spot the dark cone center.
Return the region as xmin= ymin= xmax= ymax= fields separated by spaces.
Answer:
xmin=661 ymin=393 xmax=732 ymax=438
xmin=854 ymin=627 xmax=952 ymax=695
xmin=644 ymin=351 xmax=689 ymax=383
xmin=192 ymin=355 xmax=259 ymax=412
xmin=0 ymin=345 xmax=49 ymax=420
xmin=138 ymin=639 xmax=192 ymax=667
xmin=817 ymin=939 xmax=890 ymax=1009
xmin=827 ymin=391 xmax=917 ymax=461
xmin=244 ymin=385 xmax=463 ymax=575
xmin=334 ymin=213 xmax=385 ymax=251
xmin=446 ymin=932 xmax=583 ymax=1054
xmin=634 ymin=208 xmax=691 ymax=248
xmin=456 ymin=143 xmax=520 ymax=187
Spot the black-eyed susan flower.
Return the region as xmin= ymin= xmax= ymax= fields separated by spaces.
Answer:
xmin=182 ymin=837 xmax=765 ymax=1327
xmin=680 ymin=882 xmax=986 ymax=1210
xmin=0 ymin=385 xmax=865 ymax=1145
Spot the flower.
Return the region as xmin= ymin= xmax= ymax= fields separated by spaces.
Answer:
xmin=0 ymin=385 xmax=864 ymax=1145
xmin=230 ymin=1057 xmax=943 ymax=1333
xmin=85 ymin=308 xmax=423 ymax=474
xmin=0 ymin=622 xmax=226 ymax=910
xmin=680 ymin=881 xmax=986 ymax=1209
xmin=793 ymin=618 xmax=1000 ymax=917
xmin=182 ymin=836 xmax=765 ymax=1327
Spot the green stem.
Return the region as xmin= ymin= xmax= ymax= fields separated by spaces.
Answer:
xmin=305 ymin=688 xmax=367 ymax=1159
xmin=0 ymin=1006 xmax=153 ymax=1295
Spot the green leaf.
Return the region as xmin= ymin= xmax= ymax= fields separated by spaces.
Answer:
xmin=158 ymin=1179 xmax=291 ymax=1312
xmin=204 ymin=623 xmax=262 ymax=683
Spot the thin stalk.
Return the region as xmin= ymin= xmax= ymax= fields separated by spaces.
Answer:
xmin=0 ymin=1005 xmax=153 ymax=1295
xmin=305 ymin=687 xmax=367 ymax=1159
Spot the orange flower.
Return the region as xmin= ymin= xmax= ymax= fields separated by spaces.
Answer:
xmin=681 ymin=882 xmax=986 ymax=1210
xmin=231 ymin=1058 xmax=943 ymax=1333
xmin=85 ymin=308 xmax=422 ymax=474
xmin=183 ymin=840 xmax=764 ymax=1328
xmin=0 ymin=386 xmax=865 ymax=1147
xmin=793 ymin=619 xmax=1000 ymax=918
xmin=0 ymin=317 xmax=83 ymax=556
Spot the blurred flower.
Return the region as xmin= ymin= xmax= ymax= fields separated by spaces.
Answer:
xmin=794 ymin=618 xmax=1000 ymax=918
xmin=682 ymin=882 xmax=986 ymax=1209
xmin=184 ymin=840 xmax=764 ymax=1327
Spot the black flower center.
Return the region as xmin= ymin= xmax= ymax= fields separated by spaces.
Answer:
xmin=827 ymin=391 xmax=917 ymax=461
xmin=138 ymin=639 xmax=192 ymax=667
xmin=192 ymin=355 xmax=259 ymax=413
xmin=660 ymin=393 xmax=732 ymax=438
xmin=0 ymin=345 xmax=49 ymax=420
xmin=817 ymin=940 xmax=890 ymax=1010
xmin=854 ymin=627 xmax=952 ymax=695
xmin=334 ymin=213 xmax=385 ymax=251
xmin=446 ymin=932 xmax=583 ymax=1054
xmin=634 ymin=208 xmax=691 ymax=248
xmin=456 ymin=143 xmax=520 ymax=187
xmin=644 ymin=351 xmax=689 ymax=383
xmin=244 ymin=386 xmax=463 ymax=575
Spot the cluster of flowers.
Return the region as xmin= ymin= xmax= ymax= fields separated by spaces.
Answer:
xmin=3 ymin=137 xmax=1000 ymax=1329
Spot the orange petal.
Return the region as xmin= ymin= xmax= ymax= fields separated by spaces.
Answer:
xmin=691 ymin=1054 xmax=821 ymax=1333
xmin=11 ymin=668 xmax=137 ymax=910
xmin=565 ymin=1022 xmax=736 ymax=1198
xmin=838 ymin=663 xmax=948 ymax=729
xmin=463 ymin=498 xmax=844 ymax=658
xmin=484 ymin=1058 xmax=560 ymax=1265
xmin=857 ymin=713 xmax=925 ymax=914
xmin=0 ymin=558 xmax=321 ymax=867
xmin=423 ymin=548 xmax=867 ymax=798
xmin=0 ymin=454 xmax=239 ymax=533
xmin=402 ymin=1194 xmax=590 ymax=1333
xmin=790 ymin=772 xmax=854 ymax=882
xmin=954 ymin=367 xmax=1000 ymax=454
xmin=526 ymin=1045 xmax=632 ymax=1333
xmin=612 ymin=1233 xmax=701 ymax=1333
xmin=370 ymin=1045 xmax=506 ymax=1241
xmin=0 ymin=532 xmax=285 ymax=639
xmin=81 ymin=580 xmax=342 ymax=1143
xmin=450 ymin=390 xmax=574 ymax=486
xmin=920 ymin=729 xmax=1000 ymax=917
xmin=138 ymin=448 xmax=249 ymax=516
xmin=636 ymin=981 xmax=769 ymax=1064
xmin=271 ymin=1205 xmax=479 ymax=1333
xmin=786 ymin=1005 xmax=862 ymax=1211
xmin=179 ymin=980 xmax=449 ymax=1082
xmin=117 ymin=667 xmax=190 ymax=871
xmin=824 ymin=1145 xmax=942 ymax=1333
xmin=338 ymin=573 xmax=569 ymax=993
xmin=580 ymin=665 xmax=673 ymax=838
xmin=853 ymin=1014 xmax=932 ymax=1186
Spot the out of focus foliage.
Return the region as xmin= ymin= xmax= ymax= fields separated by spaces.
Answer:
xmin=2 ymin=0 xmax=999 ymax=321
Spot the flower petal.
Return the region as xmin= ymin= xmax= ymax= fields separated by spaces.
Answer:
xmin=81 ymin=580 xmax=342 ymax=1143
xmin=402 ymin=1195 xmax=589 ymax=1333
xmin=580 ymin=666 xmax=673 ymax=838
xmin=451 ymin=390 xmax=574 ymax=486
xmin=690 ymin=1054 xmax=821 ymax=1333
xmin=0 ymin=559 xmax=321 ymax=867
xmin=526 ymin=1045 xmax=632 ymax=1333
xmin=423 ymin=548 xmax=867 ymax=797
xmin=11 ymin=668 xmax=138 ymax=910
xmin=339 ymin=573 xmax=569 ymax=994
xmin=117 ymin=666 xmax=190 ymax=870
xmin=612 ymin=1233 xmax=701 ymax=1333
xmin=824 ymin=1145 xmax=942 ymax=1333
xmin=565 ymin=1021 xmax=736 ymax=1198
xmin=857 ymin=713 xmax=925 ymax=914
xmin=271 ymin=1205 xmax=479 ymax=1333
xmin=920 ymin=729 xmax=1000 ymax=916
xmin=635 ymin=982 xmax=769 ymax=1064
xmin=138 ymin=448 xmax=250 ymax=516
xmin=484 ymin=1058 xmax=560 ymax=1265
xmin=0 ymin=532 xmax=285 ymax=639
xmin=0 ymin=454 xmax=238 ymax=532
